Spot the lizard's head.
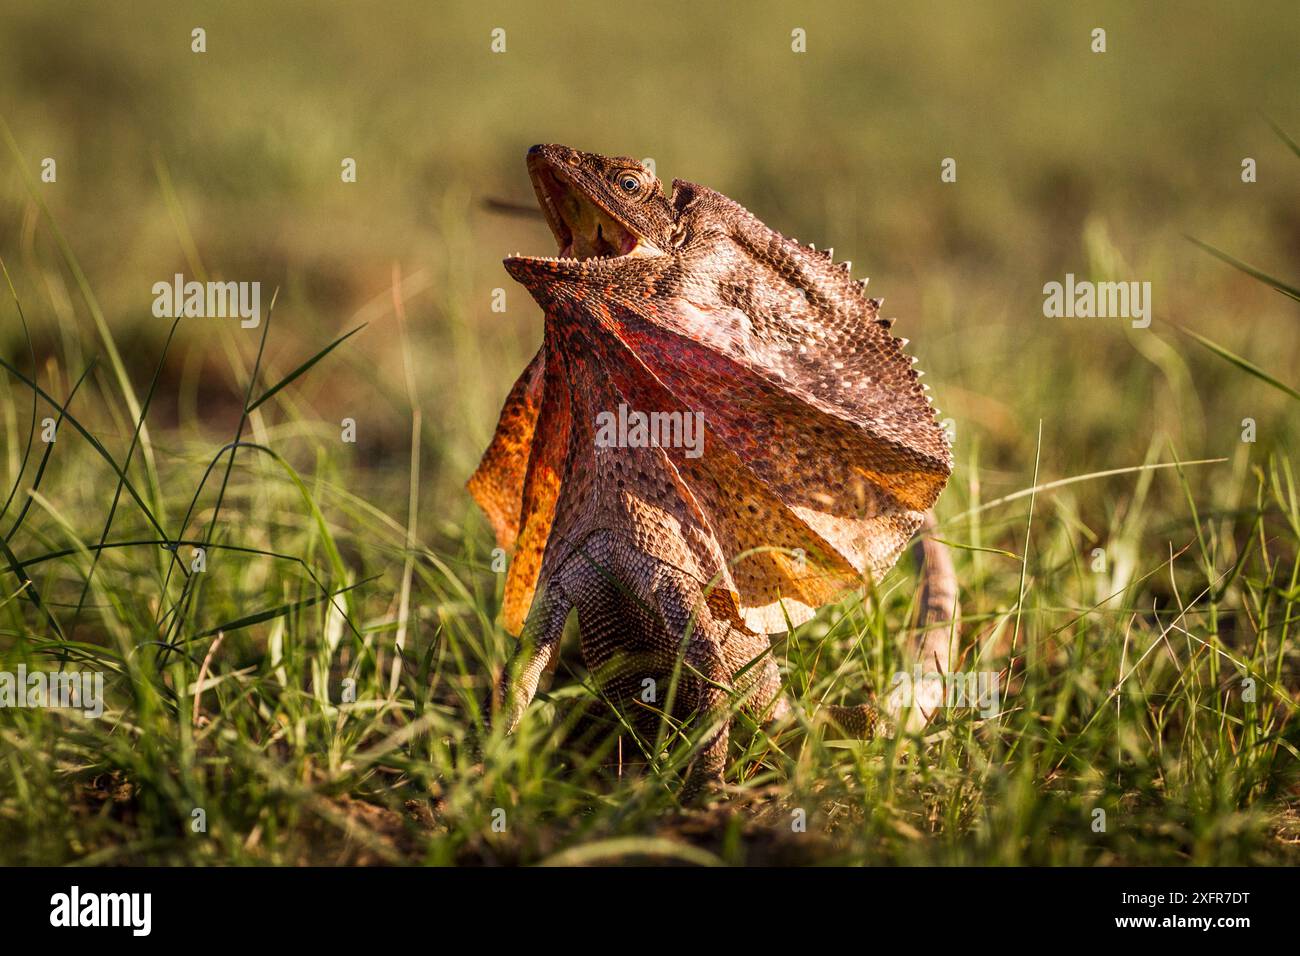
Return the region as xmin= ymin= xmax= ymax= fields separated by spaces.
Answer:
xmin=504 ymin=144 xmax=674 ymax=294
xmin=503 ymin=144 xmax=864 ymax=321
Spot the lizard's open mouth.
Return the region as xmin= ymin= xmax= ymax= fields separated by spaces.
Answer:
xmin=519 ymin=154 xmax=651 ymax=263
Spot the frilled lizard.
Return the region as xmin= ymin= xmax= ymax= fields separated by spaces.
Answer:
xmin=469 ymin=144 xmax=958 ymax=797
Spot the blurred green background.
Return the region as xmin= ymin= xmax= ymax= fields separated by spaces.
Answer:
xmin=1 ymin=0 xmax=1298 ymax=866
xmin=2 ymin=0 xmax=1297 ymax=525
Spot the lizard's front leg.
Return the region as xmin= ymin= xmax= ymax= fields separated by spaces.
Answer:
xmin=679 ymin=626 xmax=731 ymax=802
xmin=650 ymin=573 xmax=733 ymax=802
xmin=491 ymin=581 xmax=571 ymax=733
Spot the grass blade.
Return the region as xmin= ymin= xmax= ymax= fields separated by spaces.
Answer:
xmin=1265 ymin=116 xmax=1300 ymax=160
xmin=1176 ymin=325 xmax=1300 ymax=401
xmin=245 ymin=323 xmax=366 ymax=414
xmin=1186 ymin=236 xmax=1300 ymax=303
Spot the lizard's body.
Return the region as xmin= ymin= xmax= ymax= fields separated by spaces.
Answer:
xmin=470 ymin=145 xmax=956 ymax=794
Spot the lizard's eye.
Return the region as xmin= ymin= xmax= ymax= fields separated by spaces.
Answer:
xmin=618 ymin=173 xmax=641 ymax=194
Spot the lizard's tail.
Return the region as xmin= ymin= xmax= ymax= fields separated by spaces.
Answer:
xmin=821 ymin=511 xmax=960 ymax=738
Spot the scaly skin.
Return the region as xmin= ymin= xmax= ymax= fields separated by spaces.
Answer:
xmin=469 ymin=145 xmax=957 ymax=797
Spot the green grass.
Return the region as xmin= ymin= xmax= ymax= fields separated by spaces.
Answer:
xmin=0 ymin=0 xmax=1298 ymax=866
xmin=0 ymin=236 xmax=1296 ymax=864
